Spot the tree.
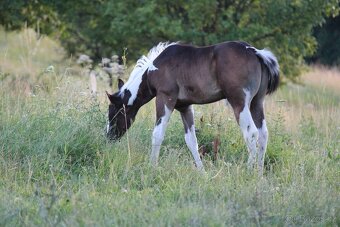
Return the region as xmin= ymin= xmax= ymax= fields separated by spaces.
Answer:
xmin=309 ymin=13 xmax=340 ymax=65
xmin=1 ymin=0 xmax=339 ymax=81
xmin=0 ymin=0 xmax=59 ymax=35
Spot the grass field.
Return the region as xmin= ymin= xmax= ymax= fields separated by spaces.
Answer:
xmin=0 ymin=29 xmax=339 ymax=226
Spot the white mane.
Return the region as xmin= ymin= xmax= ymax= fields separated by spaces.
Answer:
xmin=120 ymin=42 xmax=177 ymax=105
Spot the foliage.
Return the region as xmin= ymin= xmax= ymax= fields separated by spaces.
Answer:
xmin=0 ymin=0 xmax=59 ymax=35
xmin=309 ymin=13 xmax=340 ymax=65
xmin=0 ymin=0 xmax=339 ymax=81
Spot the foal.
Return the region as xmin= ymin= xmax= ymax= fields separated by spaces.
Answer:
xmin=106 ymin=41 xmax=279 ymax=173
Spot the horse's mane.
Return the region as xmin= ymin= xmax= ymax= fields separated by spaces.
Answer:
xmin=120 ymin=42 xmax=177 ymax=105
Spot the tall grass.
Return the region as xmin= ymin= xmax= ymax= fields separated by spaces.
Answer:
xmin=0 ymin=28 xmax=339 ymax=226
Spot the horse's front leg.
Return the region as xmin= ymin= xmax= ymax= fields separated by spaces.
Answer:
xmin=150 ymin=93 xmax=176 ymax=166
xmin=177 ymin=105 xmax=204 ymax=171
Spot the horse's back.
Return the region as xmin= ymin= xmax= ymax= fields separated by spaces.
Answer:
xmin=151 ymin=44 xmax=222 ymax=104
xmin=150 ymin=41 xmax=264 ymax=107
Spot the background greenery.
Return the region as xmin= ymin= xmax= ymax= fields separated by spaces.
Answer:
xmin=0 ymin=0 xmax=339 ymax=81
xmin=309 ymin=13 xmax=340 ymax=65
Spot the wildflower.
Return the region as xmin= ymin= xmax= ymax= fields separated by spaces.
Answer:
xmin=45 ymin=65 xmax=55 ymax=73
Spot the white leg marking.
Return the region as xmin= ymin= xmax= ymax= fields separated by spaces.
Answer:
xmin=150 ymin=106 xmax=172 ymax=166
xmin=239 ymin=90 xmax=259 ymax=169
xmin=257 ymin=119 xmax=268 ymax=175
xmin=185 ymin=125 xmax=204 ymax=171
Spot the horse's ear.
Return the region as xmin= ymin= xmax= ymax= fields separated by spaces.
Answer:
xmin=118 ymin=79 xmax=124 ymax=90
xmin=105 ymin=91 xmax=115 ymax=103
xmin=106 ymin=91 xmax=121 ymax=104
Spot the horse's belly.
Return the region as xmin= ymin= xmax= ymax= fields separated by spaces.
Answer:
xmin=178 ymin=83 xmax=224 ymax=104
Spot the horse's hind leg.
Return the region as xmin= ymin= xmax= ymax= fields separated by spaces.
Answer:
xmin=177 ymin=105 xmax=204 ymax=171
xmin=250 ymin=97 xmax=268 ymax=175
xmin=229 ymin=89 xmax=259 ymax=170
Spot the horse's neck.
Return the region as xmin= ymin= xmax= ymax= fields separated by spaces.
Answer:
xmin=128 ymin=77 xmax=155 ymax=114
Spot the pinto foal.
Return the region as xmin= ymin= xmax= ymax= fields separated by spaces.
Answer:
xmin=106 ymin=41 xmax=279 ymax=174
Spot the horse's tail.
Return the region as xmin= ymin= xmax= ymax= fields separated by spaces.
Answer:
xmin=253 ymin=48 xmax=280 ymax=94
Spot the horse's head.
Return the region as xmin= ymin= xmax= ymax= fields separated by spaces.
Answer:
xmin=106 ymin=79 xmax=133 ymax=140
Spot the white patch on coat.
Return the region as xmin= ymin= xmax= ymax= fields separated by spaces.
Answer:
xmin=150 ymin=105 xmax=172 ymax=165
xmin=238 ymin=89 xmax=259 ymax=168
xmin=120 ymin=42 xmax=178 ymax=105
xmin=185 ymin=125 xmax=204 ymax=170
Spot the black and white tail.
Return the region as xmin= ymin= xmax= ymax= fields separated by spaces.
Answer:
xmin=253 ymin=48 xmax=280 ymax=94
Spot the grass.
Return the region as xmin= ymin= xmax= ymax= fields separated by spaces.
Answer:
xmin=0 ymin=28 xmax=339 ymax=226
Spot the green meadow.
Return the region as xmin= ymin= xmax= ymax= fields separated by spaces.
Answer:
xmin=0 ymin=29 xmax=339 ymax=226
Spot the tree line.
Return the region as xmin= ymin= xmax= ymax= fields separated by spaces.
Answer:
xmin=1 ymin=0 xmax=339 ymax=81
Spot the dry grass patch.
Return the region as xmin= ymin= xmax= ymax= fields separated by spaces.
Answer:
xmin=303 ymin=65 xmax=340 ymax=94
xmin=0 ymin=27 xmax=65 ymax=77
xmin=266 ymin=66 xmax=340 ymax=133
